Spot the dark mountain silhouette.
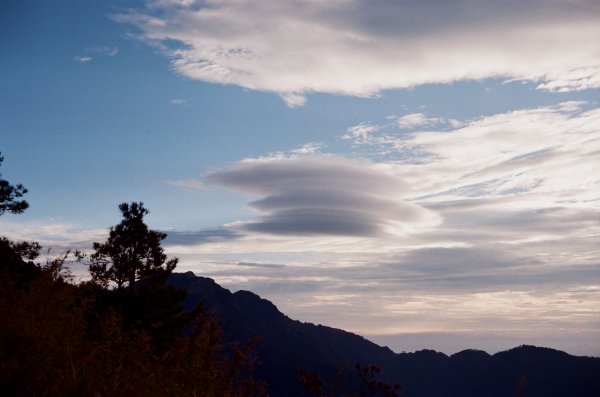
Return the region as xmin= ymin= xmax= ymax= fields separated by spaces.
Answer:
xmin=170 ymin=272 xmax=600 ymax=397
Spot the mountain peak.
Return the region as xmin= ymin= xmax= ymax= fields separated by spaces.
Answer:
xmin=168 ymin=272 xmax=600 ymax=396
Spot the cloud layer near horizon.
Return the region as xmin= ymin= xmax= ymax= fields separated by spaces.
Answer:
xmin=118 ymin=0 xmax=600 ymax=106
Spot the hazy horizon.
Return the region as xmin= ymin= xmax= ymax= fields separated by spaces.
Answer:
xmin=2 ymin=0 xmax=599 ymax=357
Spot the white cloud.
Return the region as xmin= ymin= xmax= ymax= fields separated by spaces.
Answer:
xmin=395 ymin=102 xmax=600 ymax=204
xmin=117 ymin=0 xmax=600 ymax=106
xmin=148 ymin=0 xmax=196 ymax=9
xmin=342 ymin=123 xmax=379 ymax=144
xmin=165 ymin=178 xmax=204 ymax=190
xmin=280 ymin=92 xmax=307 ymax=108
xmin=395 ymin=113 xmax=440 ymax=129
xmin=340 ymin=102 xmax=600 ymax=207
xmin=73 ymin=55 xmax=92 ymax=63
xmin=290 ymin=142 xmax=323 ymax=155
xmin=447 ymin=118 xmax=465 ymax=129
xmin=169 ymin=98 xmax=188 ymax=105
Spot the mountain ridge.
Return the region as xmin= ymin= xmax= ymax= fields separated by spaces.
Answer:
xmin=169 ymin=271 xmax=600 ymax=396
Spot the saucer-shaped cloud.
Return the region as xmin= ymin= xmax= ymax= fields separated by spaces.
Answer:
xmin=206 ymin=156 xmax=437 ymax=236
xmin=118 ymin=0 xmax=600 ymax=106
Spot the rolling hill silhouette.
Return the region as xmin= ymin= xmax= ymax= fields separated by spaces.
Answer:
xmin=170 ymin=272 xmax=600 ymax=396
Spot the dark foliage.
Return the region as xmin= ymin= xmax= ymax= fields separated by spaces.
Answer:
xmin=89 ymin=202 xmax=177 ymax=289
xmin=0 ymin=263 xmax=267 ymax=396
xmin=0 ymin=237 xmax=41 ymax=289
xmin=299 ymin=363 xmax=402 ymax=397
xmin=0 ymin=195 xmax=267 ymax=396
xmin=0 ymin=153 xmax=38 ymax=287
xmin=0 ymin=153 xmax=29 ymax=216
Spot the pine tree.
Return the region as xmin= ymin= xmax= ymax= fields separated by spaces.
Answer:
xmin=0 ymin=151 xmax=39 ymax=287
xmin=89 ymin=202 xmax=178 ymax=289
xmin=0 ymin=152 xmax=29 ymax=216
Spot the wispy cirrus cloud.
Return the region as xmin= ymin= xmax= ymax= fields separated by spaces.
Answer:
xmin=90 ymin=46 xmax=119 ymax=57
xmin=397 ymin=103 xmax=600 ymax=203
xmin=73 ymin=46 xmax=118 ymax=63
xmin=116 ymin=0 xmax=600 ymax=106
xmin=342 ymin=102 xmax=600 ymax=204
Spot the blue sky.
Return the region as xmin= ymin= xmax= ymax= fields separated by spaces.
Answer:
xmin=2 ymin=0 xmax=600 ymax=355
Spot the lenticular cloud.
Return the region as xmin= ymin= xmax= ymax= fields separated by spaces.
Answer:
xmin=206 ymin=155 xmax=438 ymax=237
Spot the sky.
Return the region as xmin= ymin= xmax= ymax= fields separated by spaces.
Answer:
xmin=1 ymin=0 xmax=599 ymax=356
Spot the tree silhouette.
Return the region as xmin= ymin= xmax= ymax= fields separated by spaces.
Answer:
xmin=299 ymin=363 xmax=401 ymax=397
xmin=1 ymin=249 xmax=267 ymax=396
xmin=0 ymin=160 xmax=266 ymax=395
xmin=0 ymin=152 xmax=29 ymax=216
xmin=0 ymin=152 xmax=39 ymax=287
xmin=89 ymin=202 xmax=178 ymax=289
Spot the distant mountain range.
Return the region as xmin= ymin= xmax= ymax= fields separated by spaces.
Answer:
xmin=170 ymin=272 xmax=600 ymax=397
